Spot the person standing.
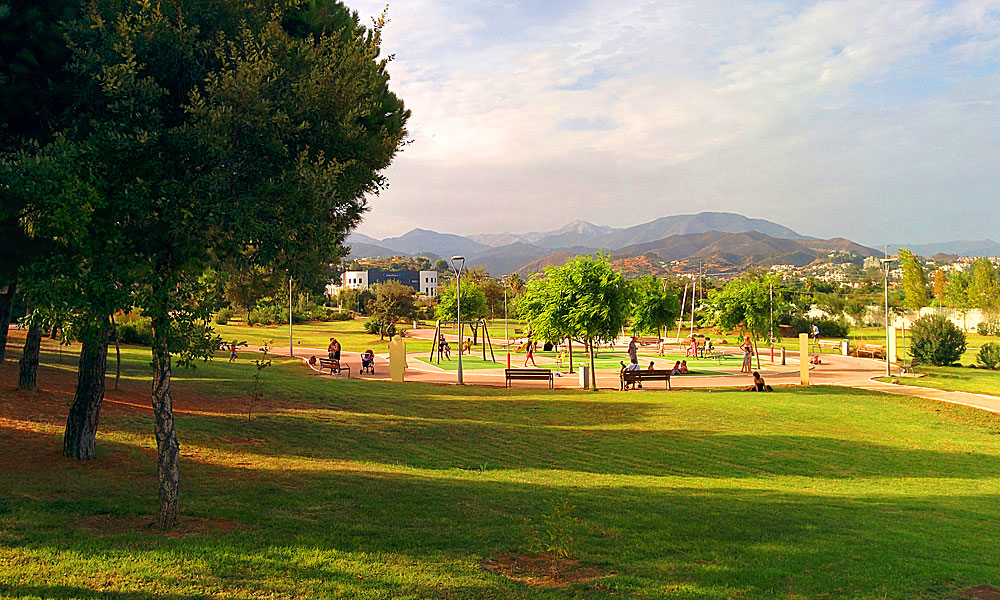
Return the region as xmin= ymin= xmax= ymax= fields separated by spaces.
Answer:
xmin=628 ymin=336 xmax=638 ymax=365
xmin=328 ymin=337 xmax=340 ymax=360
xmin=740 ymin=336 xmax=753 ymax=373
xmin=524 ymin=339 xmax=537 ymax=367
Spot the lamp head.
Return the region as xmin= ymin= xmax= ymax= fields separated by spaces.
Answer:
xmin=451 ymin=255 xmax=465 ymax=274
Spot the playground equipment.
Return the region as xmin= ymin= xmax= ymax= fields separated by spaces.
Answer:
xmin=429 ymin=319 xmax=497 ymax=365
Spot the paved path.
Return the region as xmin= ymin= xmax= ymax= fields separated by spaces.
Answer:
xmin=269 ymin=329 xmax=1000 ymax=416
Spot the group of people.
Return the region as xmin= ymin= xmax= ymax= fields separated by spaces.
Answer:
xmin=436 ymin=334 xmax=477 ymax=361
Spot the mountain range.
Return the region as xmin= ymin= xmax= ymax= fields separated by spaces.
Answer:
xmin=346 ymin=211 xmax=997 ymax=275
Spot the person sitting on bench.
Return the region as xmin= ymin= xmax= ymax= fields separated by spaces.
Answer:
xmin=744 ymin=371 xmax=773 ymax=392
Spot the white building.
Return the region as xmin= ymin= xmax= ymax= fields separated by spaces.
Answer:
xmin=331 ymin=270 xmax=438 ymax=296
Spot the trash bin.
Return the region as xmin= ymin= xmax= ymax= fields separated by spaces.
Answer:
xmin=578 ymin=366 xmax=590 ymax=389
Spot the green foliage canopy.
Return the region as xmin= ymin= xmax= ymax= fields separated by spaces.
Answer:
xmin=630 ymin=276 xmax=681 ymax=336
xmin=435 ymin=280 xmax=487 ymax=322
xmin=898 ymin=249 xmax=929 ymax=311
xmin=910 ymin=314 xmax=967 ymax=366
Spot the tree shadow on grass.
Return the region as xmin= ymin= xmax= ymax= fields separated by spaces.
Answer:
xmin=178 ymin=408 xmax=1000 ymax=480
xmin=6 ymin=460 xmax=1000 ymax=600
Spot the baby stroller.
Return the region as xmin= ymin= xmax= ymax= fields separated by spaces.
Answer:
xmin=360 ymin=349 xmax=375 ymax=374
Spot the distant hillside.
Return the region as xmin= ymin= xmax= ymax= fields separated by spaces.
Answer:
xmin=515 ymin=230 xmax=876 ymax=276
xmin=597 ymin=212 xmax=809 ymax=250
xmin=346 ymin=232 xmax=381 ymax=246
xmin=799 ymin=238 xmax=879 ymax=257
xmin=892 ymin=239 xmax=1000 ymax=258
xmin=343 ymin=212 xmax=886 ymax=275
xmin=513 ymin=250 xmax=584 ymax=278
xmin=344 ymin=242 xmax=405 ymax=259
xmin=377 ymin=228 xmax=488 ymax=258
xmin=531 ymin=220 xmax=616 ymax=249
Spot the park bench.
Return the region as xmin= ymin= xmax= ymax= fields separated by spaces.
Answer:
xmin=853 ymin=344 xmax=885 ymax=359
xmin=635 ymin=336 xmax=662 ymax=347
xmin=620 ymin=369 xmax=672 ymax=391
xmin=318 ymin=357 xmax=351 ymax=378
xmin=505 ymin=368 xmax=553 ymax=389
xmin=816 ymin=339 xmax=842 ymax=354
xmin=899 ymin=358 xmax=921 ymax=375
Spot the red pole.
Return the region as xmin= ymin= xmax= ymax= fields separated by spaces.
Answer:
xmin=507 ymin=351 xmax=511 ymax=369
xmin=770 ymin=344 xmax=774 ymax=363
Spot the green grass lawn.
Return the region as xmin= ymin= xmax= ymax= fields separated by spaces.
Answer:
xmin=877 ymin=365 xmax=1000 ymax=397
xmin=3 ymin=337 xmax=1000 ymax=598
xmin=212 ymin=318 xmax=436 ymax=355
xmin=850 ymin=326 xmax=996 ymax=364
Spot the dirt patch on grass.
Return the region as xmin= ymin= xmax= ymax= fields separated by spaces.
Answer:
xmin=72 ymin=514 xmax=245 ymax=539
xmin=481 ymin=553 xmax=604 ymax=588
xmin=961 ymin=586 xmax=1000 ymax=600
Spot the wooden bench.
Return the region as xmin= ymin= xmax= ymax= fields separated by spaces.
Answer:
xmin=505 ymin=368 xmax=553 ymax=389
xmin=816 ymin=339 xmax=842 ymax=354
xmin=899 ymin=358 xmax=920 ymax=375
xmin=853 ymin=344 xmax=885 ymax=359
xmin=635 ymin=337 xmax=662 ymax=347
xmin=621 ymin=369 xmax=672 ymax=391
xmin=318 ymin=357 xmax=351 ymax=377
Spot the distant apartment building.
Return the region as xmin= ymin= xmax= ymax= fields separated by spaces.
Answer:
xmin=334 ymin=270 xmax=438 ymax=296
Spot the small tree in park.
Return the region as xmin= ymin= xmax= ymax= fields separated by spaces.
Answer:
xmin=519 ymin=273 xmax=573 ymax=368
xmin=910 ymin=315 xmax=966 ymax=366
xmin=630 ymin=276 xmax=681 ymax=338
xmin=966 ymin=258 xmax=1000 ymax=311
xmin=899 ymin=249 xmax=929 ymax=312
xmin=436 ymin=280 xmax=487 ymax=322
xmin=709 ymin=273 xmax=787 ymax=369
xmin=367 ymin=281 xmax=416 ymax=340
xmin=549 ymin=254 xmax=633 ymax=390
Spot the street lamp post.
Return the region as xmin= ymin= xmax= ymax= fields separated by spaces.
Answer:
xmin=501 ymin=275 xmax=510 ymax=370
xmin=452 ymin=255 xmax=466 ymax=385
xmin=881 ymin=258 xmax=894 ymax=377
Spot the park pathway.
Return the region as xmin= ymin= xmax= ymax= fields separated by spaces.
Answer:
xmin=265 ymin=329 xmax=1000 ymax=418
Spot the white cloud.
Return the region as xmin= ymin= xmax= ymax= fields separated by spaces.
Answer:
xmin=348 ymin=0 xmax=1000 ymax=243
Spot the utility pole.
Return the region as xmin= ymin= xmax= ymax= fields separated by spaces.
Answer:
xmin=288 ymin=276 xmax=293 ymax=357
xmin=881 ymin=257 xmax=893 ymax=377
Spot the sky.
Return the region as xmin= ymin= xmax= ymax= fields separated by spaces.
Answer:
xmin=348 ymin=0 xmax=1000 ymax=245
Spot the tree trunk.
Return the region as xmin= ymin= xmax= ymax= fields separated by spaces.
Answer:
xmin=568 ymin=338 xmax=574 ymax=374
xmin=63 ymin=324 xmax=111 ymax=460
xmin=17 ymin=323 xmax=42 ymax=390
xmin=588 ymin=339 xmax=597 ymax=391
xmin=151 ymin=316 xmax=180 ymax=531
xmin=0 ymin=281 xmax=16 ymax=363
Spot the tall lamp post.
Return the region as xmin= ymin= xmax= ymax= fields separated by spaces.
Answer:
xmin=452 ymin=255 xmax=465 ymax=385
xmin=501 ymin=275 xmax=510 ymax=369
xmin=881 ymin=257 xmax=894 ymax=377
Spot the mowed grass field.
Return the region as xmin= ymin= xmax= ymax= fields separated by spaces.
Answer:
xmin=877 ymin=365 xmax=1000 ymax=397
xmin=2 ymin=333 xmax=1000 ymax=598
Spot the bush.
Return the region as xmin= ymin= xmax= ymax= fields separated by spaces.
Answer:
xmin=910 ymin=314 xmax=967 ymax=366
xmin=214 ymin=308 xmax=234 ymax=325
xmin=248 ymin=304 xmax=285 ymax=326
xmin=977 ymin=342 xmax=1000 ymax=370
xmin=115 ymin=318 xmax=153 ymax=346
xmin=977 ymin=318 xmax=1000 ymax=336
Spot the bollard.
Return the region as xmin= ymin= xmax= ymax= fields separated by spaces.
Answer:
xmin=389 ymin=338 xmax=406 ymax=383
xmin=781 ymin=346 xmax=786 ymax=366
